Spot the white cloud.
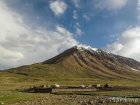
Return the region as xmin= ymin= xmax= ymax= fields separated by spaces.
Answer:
xmin=83 ymin=14 xmax=90 ymax=21
xmin=0 ymin=1 xmax=78 ymax=70
xmin=50 ymin=0 xmax=67 ymax=16
xmin=71 ymin=0 xmax=81 ymax=8
xmin=73 ymin=10 xmax=78 ymax=19
xmin=0 ymin=46 xmax=24 ymax=60
xmin=137 ymin=0 xmax=140 ymax=20
xmin=106 ymin=27 xmax=140 ymax=62
xmin=75 ymin=27 xmax=83 ymax=36
xmin=75 ymin=22 xmax=80 ymax=27
xmin=74 ymin=22 xmax=83 ymax=36
xmin=94 ymin=0 xmax=127 ymax=11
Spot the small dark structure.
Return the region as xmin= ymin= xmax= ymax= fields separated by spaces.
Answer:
xmin=23 ymin=87 xmax=52 ymax=93
xmin=104 ymin=84 xmax=110 ymax=88
xmin=33 ymin=87 xmax=52 ymax=93
xmin=92 ymin=84 xmax=101 ymax=88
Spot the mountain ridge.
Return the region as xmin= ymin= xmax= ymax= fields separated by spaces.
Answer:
xmin=4 ymin=45 xmax=140 ymax=81
xmin=43 ymin=46 xmax=140 ymax=71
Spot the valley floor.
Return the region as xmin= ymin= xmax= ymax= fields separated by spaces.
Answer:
xmin=0 ymin=72 xmax=140 ymax=105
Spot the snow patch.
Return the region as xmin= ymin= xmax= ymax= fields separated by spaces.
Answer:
xmin=76 ymin=44 xmax=97 ymax=51
xmin=130 ymin=68 xmax=140 ymax=72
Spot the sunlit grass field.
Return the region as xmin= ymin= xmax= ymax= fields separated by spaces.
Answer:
xmin=0 ymin=71 xmax=140 ymax=105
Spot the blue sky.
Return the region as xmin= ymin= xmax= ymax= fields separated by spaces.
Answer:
xmin=5 ymin=0 xmax=138 ymax=47
xmin=1 ymin=0 xmax=140 ymax=69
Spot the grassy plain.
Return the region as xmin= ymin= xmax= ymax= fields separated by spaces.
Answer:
xmin=0 ymin=71 xmax=140 ymax=105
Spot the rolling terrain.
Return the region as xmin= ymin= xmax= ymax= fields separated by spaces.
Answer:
xmin=1 ymin=46 xmax=140 ymax=105
xmin=4 ymin=45 xmax=140 ymax=81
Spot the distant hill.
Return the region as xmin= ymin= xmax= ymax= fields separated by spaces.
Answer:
xmin=4 ymin=46 xmax=140 ymax=81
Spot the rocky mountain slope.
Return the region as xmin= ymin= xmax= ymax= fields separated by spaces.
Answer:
xmin=5 ymin=46 xmax=140 ymax=80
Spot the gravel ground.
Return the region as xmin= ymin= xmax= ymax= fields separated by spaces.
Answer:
xmin=11 ymin=95 xmax=140 ymax=105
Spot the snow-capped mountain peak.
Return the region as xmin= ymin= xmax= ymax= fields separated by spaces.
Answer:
xmin=75 ymin=44 xmax=98 ymax=51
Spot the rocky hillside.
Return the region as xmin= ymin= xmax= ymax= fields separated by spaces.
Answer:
xmin=6 ymin=46 xmax=140 ymax=80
